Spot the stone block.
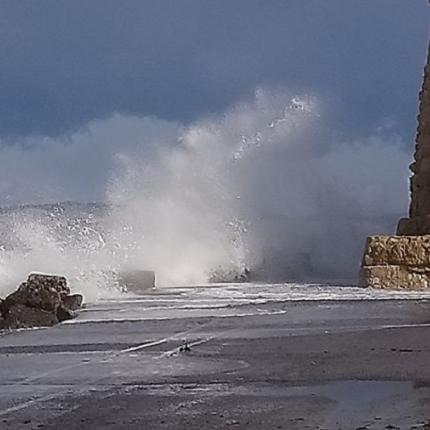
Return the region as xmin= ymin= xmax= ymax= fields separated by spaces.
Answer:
xmin=359 ymin=265 xmax=430 ymax=290
xmin=397 ymin=216 xmax=430 ymax=235
xmin=362 ymin=235 xmax=430 ymax=267
xmin=117 ymin=270 xmax=156 ymax=294
xmin=62 ymin=294 xmax=83 ymax=311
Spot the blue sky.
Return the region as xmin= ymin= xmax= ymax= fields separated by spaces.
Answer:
xmin=0 ymin=0 xmax=428 ymax=140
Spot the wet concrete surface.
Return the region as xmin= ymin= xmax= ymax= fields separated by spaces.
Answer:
xmin=1 ymin=287 xmax=430 ymax=429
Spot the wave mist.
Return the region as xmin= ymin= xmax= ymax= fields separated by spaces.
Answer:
xmin=0 ymin=89 xmax=409 ymax=297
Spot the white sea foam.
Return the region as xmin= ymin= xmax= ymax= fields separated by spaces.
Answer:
xmin=67 ymin=282 xmax=430 ymax=323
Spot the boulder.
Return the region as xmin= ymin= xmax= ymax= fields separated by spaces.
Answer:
xmin=2 ymin=280 xmax=62 ymax=314
xmin=27 ymin=273 xmax=70 ymax=296
xmin=0 ymin=273 xmax=84 ymax=330
xmin=3 ymin=303 xmax=58 ymax=329
xmin=62 ymin=294 xmax=83 ymax=311
xmin=56 ymin=305 xmax=75 ymax=322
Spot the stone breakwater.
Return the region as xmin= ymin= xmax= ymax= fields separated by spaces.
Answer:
xmin=0 ymin=273 xmax=83 ymax=330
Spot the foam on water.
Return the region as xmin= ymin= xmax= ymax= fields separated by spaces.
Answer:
xmin=67 ymin=282 xmax=430 ymax=324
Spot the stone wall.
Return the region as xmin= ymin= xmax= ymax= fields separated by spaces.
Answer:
xmin=360 ymin=236 xmax=430 ymax=289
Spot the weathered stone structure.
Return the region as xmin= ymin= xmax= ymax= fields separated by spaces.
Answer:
xmin=360 ymin=236 xmax=430 ymax=289
xmin=360 ymin=42 xmax=430 ymax=289
xmin=397 ymin=42 xmax=430 ymax=235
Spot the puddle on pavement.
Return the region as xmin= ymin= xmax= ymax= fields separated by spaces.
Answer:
xmin=136 ymin=380 xmax=430 ymax=429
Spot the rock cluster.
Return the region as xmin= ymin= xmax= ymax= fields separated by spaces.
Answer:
xmin=0 ymin=273 xmax=83 ymax=330
xmin=360 ymin=236 xmax=430 ymax=289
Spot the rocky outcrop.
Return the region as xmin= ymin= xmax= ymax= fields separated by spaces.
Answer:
xmin=360 ymin=236 xmax=430 ymax=289
xmin=0 ymin=274 xmax=83 ymax=330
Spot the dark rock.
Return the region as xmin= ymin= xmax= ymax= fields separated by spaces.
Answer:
xmin=0 ymin=273 xmax=83 ymax=330
xmin=118 ymin=270 xmax=156 ymax=294
xmin=56 ymin=305 xmax=75 ymax=322
xmin=2 ymin=281 xmax=61 ymax=313
xmin=208 ymin=266 xmax=251 ymax=283
xmin=62 ymin=294 xmax=83 ymax=311
xmin=1 ymin=273 xmax=72 ymax=315
xmin=4 ymin=303 xmax=58 ymax=329
xmin=27 ymin=273 xmax=70 ymax=296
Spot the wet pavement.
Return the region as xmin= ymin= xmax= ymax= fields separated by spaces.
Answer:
xmin=1 ymin=284 xmax=430 ymax=429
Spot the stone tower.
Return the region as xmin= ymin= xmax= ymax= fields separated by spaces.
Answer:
xmin=360 ymin=40 xmax=430 ymax=290
xmin=397 ymin=43 xmax=430 ymax=235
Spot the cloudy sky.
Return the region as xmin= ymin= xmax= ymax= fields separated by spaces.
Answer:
xmin=1 ymin=0 xmax=428 ymax=138
xmin=0 ymin=1 xmax=428 ymax=204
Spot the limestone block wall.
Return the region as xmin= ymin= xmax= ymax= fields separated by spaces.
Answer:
xmin=360 ymin=236 xmax=430 ymax=289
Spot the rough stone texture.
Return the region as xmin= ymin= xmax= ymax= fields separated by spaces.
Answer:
xmin=396 ymin=43 xmax=430 ymax=235
xmin=62 ymin=294 xmax=84 ymax=311
xmin=360 ymin=235 xmax=430 ymax=289
xmin=362 ymin=235 xmax=430 ymax=267
xmin=3 ymin=303 xmax=59 ymax=329
xmin=56 ymin=305 xmax=75 ymax=322
xmin=2 ymin=281 xmax=62 ymax=313
xmin=0 ymin=273 xmax=83 ymax=330
xmin=28 ymin=273 xmax=70 ymax=296
xmin=360 ymin=265 xmax=430 ymax=290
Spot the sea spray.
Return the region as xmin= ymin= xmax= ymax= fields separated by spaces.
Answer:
xmin=105 ymin=89 xmax=322 ymax=285
xmin=0 ymin=89 xmax=409 ymax=297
